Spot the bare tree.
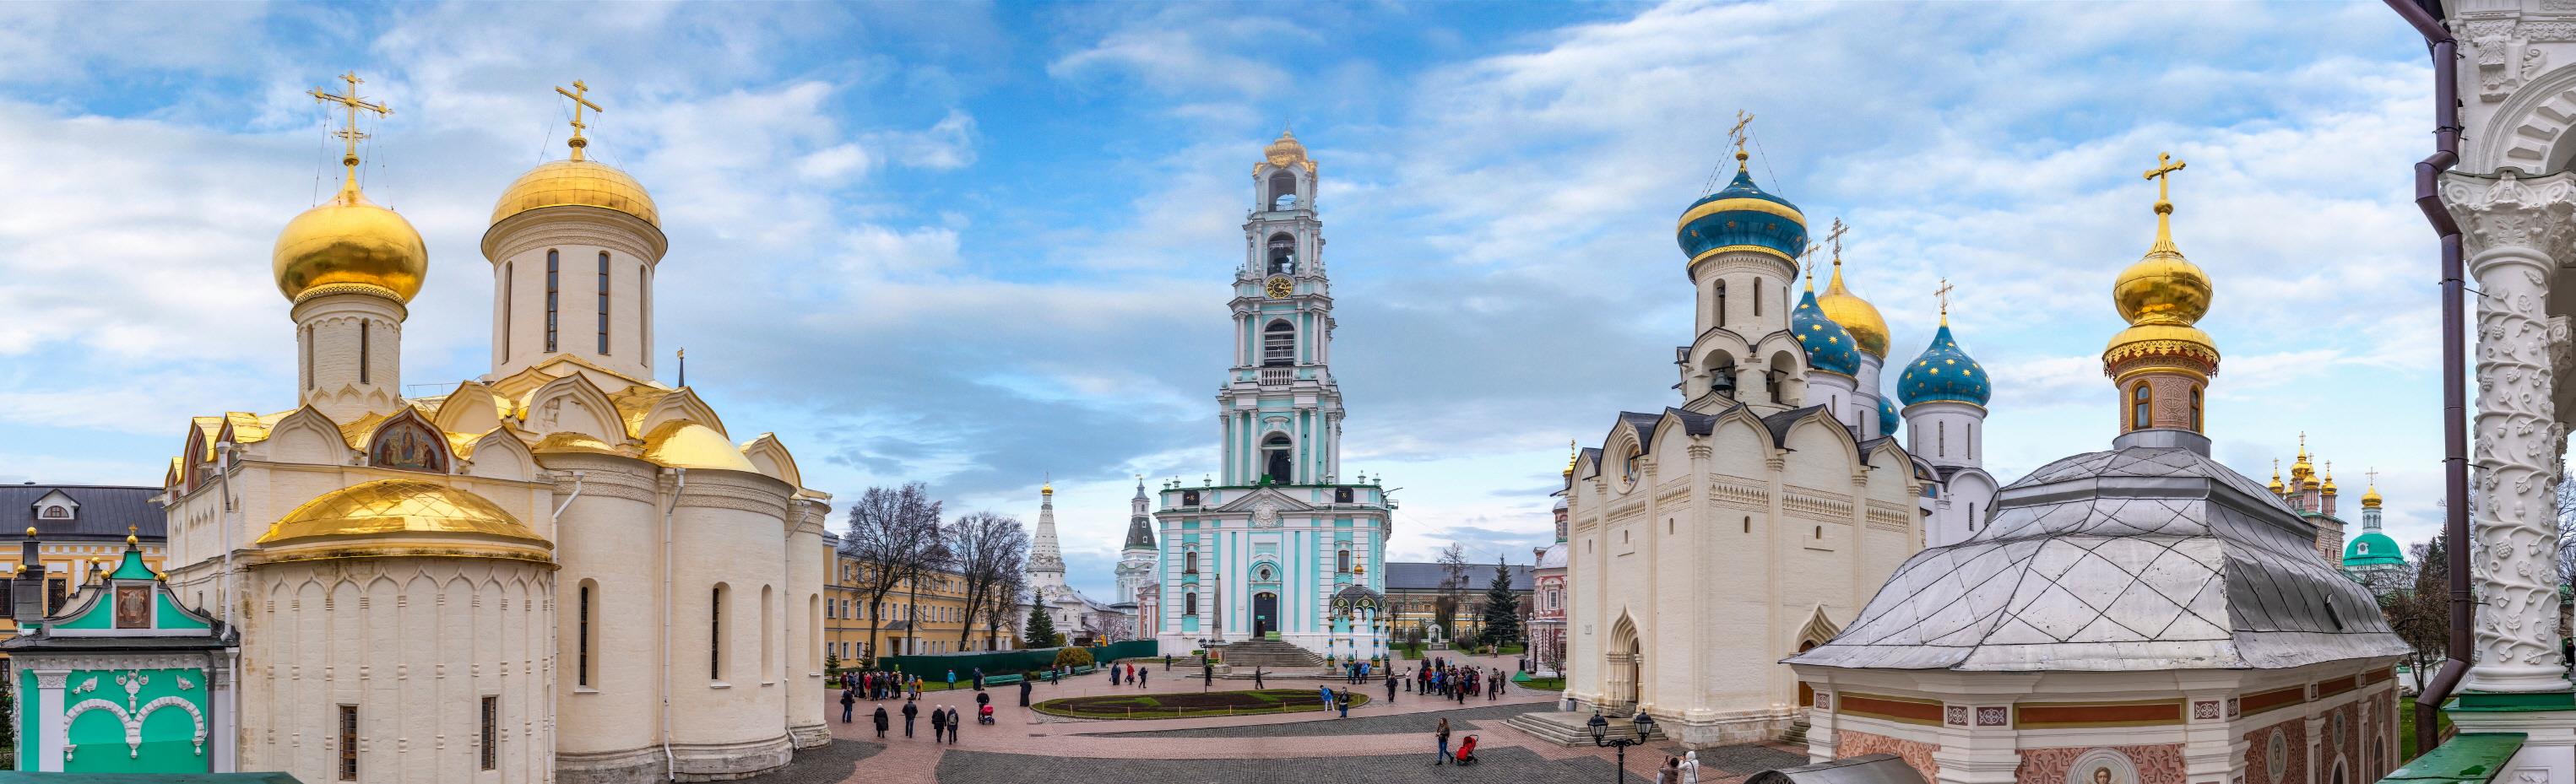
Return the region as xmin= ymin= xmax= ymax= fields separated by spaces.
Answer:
xmin=2556 ymin=468 xmax=2576 ymax=587
xmin=947 ymin=511 xmax=1028 ymax=651
xmin=2389 ymin=536 xmax=2455 ymax=695
xmin=983 ymin=569 xmax=1029 ymax=651
xmin=1433 ymin=543 xmax=1470 ymax=641
xmin=843 ymin=482 xmax=944 ymax=662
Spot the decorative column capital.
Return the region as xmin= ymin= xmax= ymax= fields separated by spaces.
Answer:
xmin=2442 ymin=170 xmax=2576 ymax=262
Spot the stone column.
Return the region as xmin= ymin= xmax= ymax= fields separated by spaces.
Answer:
xmin=2444 ymin=170 xmax=2576 ymax=693
xmin=34 ymin=668 xmax=66 ymax=772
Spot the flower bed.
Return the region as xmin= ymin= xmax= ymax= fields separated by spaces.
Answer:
xmin=1032 ymin=689 xmax=1371 ymax=720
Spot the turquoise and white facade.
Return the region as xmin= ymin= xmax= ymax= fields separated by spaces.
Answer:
xmin=1152 ymin=132 xmax=1391 ymax=662
xmin=5 ymin=532 xmax=236 ymax=775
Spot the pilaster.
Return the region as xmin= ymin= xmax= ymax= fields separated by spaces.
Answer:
xmin=2443 ymin=170 xmax=2576 ymax=692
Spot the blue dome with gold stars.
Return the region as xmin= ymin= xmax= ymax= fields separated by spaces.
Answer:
xmin=1897 ymin=323 xmax=1990 ymax=407
xmin=1792 ymin=289 xmax=1861 ymax=377
xmin=1878 ymin=394 xmax=1900 ymax=435
xmin=1677 ymin=167 xmax=1808 ymax=271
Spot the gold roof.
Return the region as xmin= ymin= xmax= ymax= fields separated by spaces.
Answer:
xmin=2268 ymin=461 xmax=2284 ymax=494
xmin=2362 ymin=482 xmax=2383 ymax=508
xmin=1815 ymin=258 xmax=1890 ymax=359
xmin=258 ymin=479 xmax=548 ymax=551
xmin=2107 ymin=153 xmax=2214 ymax=370
xmin=641 ymin=420 xmax=757 ymax=473
xmin=491 ymin=158 xmax=659 ymax=228
xmin=531 ymin=430 xmax=625 ymax=457
xmin=274 ymin=179 xmax=429 ymax=304
xmin=1262 ymin=129 xmax=1315 ymax=172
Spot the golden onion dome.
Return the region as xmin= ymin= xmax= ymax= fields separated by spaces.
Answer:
xmin=2362 ymin=483 xmax=2383 ymax=508
xmin=258 ymin=479 xmax=549 ymax=552
xmin=2105 ymin=155 xmax=2219 ymax=370
xmin=641 ymin=421 xmax=757 ymax=473
xmin=491 ymin=158 xmax=659 ymax=228
xmin=2268 ymin=462 xmax=2285 ymax=495
xmin=1816 ymin=259 xmax=1890 ymax=359
xmin=273 ymin=180 xmax=429 ymax=303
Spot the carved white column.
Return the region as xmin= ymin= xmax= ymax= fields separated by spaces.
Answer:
xmin=2445 ymin=170 xmax=2576 ymax=693
xmin=34 ymin=668 xmax=67 ymax=772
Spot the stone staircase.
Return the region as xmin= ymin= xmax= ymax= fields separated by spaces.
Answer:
xmin=1214 ymin=638 xmax=1325 ymax=668
xmin=1781 ymin=717 xmax=1810 ymax=747
xmin=1505 ymin=711 xmax=1668 ymax=747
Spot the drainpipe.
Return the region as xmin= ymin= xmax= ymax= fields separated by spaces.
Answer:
xmin=214 ymin=441 xmax=242 ymax=773
xmin=2381 ymin=0 xmax=2466 ymax=758
xmin=661 ymin=468 xmax=686 ymax=781
xmin=551 ymin=471 xmax=586 ymax=523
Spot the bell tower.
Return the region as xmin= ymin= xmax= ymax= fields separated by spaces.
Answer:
xmin=1221 ymin=130 xmax=1344 ymax=486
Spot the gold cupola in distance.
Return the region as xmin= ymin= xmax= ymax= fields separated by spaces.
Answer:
xmin=489 ymin=79 xmax=659 ymax=229
xmin=1814 ymin=231 xmax=1890 ymax=359
xmin=274 ymin=71 xmax=427 ymax=303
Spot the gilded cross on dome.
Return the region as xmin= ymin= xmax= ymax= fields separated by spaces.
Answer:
xmin=1826 ymin=218 xmax=1849 ymax=261
xmin=1728 ymin=111 xmax=1754 ymax=166
xmin=1934 ymin=278 xmax=1955 ymax=325
xmin=308 ymin=71 xmax=391 ymax=188
xmin=555 ymin=79 xmax=605 ymax=161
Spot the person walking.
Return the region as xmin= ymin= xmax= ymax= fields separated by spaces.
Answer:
xmin=1434 ymin=717 xmax=1452 ymax=765
xmin=1336 ymin=690 xmax=1351 ymax=719
xmin=946 ymin=706 xmax=963 ymax=743
xmin=947 ymin=669 xmax=957 ymax=689
xmin=901 ymin=700 xmax=919 ymax=738
xmin=1109 ymin=663 xmax=1120 ymax=686
xmin=1253 ymin=667 xmax=1266 ymax=689
xmin=1202 ymin=660 xmax=1214 ymax=691
xmin=1385 ymin=669 xmax=1398 ymax=704
xmin=1018 ymin=676 xmax=1033 ymax=707
xmin=871 ymin=705 xmax=890 ymax=739
xmin=1403 ymin=666 xmax=1415 ymax=694
xmin=1164 ymin=653 xmax=1173 ymax=671
xmin=840 ymin=688 xmax=857 ymax=723
xmin=1681 ymin=751 xmax=1702 ymax=784
xmin=973 ymin=667 xmax=985 ymax=690
xmin=930 ymin=703 xmax=948 ymax=743
xmin=1138 ymin=667 xmax=1149 ymax=688
xmin=1490 ymin=668 xmax=1503 ymax=700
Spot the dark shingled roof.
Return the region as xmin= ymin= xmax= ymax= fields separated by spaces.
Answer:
xmin=1382 ymin=561 xmax=1533 ymax=591
xmin=2 ymin=485 xmax=164 ymax=539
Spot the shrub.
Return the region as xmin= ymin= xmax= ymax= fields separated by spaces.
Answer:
xmin=1053 ymin=647 xmax=1095 ymax=668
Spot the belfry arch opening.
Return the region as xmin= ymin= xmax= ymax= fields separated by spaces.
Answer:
xmin=1266 ymin=232 xmax=1297 ymax=275
xmin=1267 ymin=170 xmax=1299 ymax=209
xmin=1263 ymin=433 xmax=1293 ymax=484
xmin=1263 ymin=320 xmax=1295 ymax=366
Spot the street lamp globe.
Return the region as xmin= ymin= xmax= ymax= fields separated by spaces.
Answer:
xmin=1586 ymin=711 xmax=1609 ymax=745
xmin=1634 ymin=711 xmax=1657 ymax=738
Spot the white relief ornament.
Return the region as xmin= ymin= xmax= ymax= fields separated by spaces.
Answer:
xmin=1250 ymin=502 xmax=1282 ymax=527
xmin=118 ymin=670 xmax=147 ymax=711
xmin=72 ymin=676 xmax=95 ymax=695
xmin=175 ymin=673 xmax=195 ymax=691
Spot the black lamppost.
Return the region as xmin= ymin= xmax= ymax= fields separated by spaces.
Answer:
xmin=1586 ymin=710 xmax=1657 ymax=784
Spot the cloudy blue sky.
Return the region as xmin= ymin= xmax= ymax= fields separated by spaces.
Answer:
xmin=0 ymin=2 xmax=2443 ymax=600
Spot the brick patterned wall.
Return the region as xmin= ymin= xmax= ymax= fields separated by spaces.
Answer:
xmin=2015 ymin=744 xmax=2187 ymax=784
xmin=1840 ymin=729 xmax=1939 ymax=783
xmin=2244 ymin=718 xmax=2308 ymax=784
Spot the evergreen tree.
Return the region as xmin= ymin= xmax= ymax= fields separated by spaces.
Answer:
xmin=1481 ymin=557 xmax=1522 ymax=648
xmin=1023 ymin=603 xmax=1060 ymax=650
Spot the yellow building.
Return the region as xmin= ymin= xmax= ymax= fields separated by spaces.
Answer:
xmin=1 ymin=484 xmax=170 ymax=650
xmin=822 ymin=540 xmax=1015 ymax=663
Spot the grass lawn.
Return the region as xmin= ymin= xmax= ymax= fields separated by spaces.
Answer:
xmin=2398 ymin=704 xmax=2454 ymax=760
xmin=1033 ymin=689 xmax=1373 ymax=719
xmin=1517 ymin=676 xmax=1566 ymax=691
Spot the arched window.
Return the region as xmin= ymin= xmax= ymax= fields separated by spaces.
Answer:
xmin=2189 ymin=387 xmax=2203 ymax=432
xmin=761 ymin=585 xmax=775 ymax=684
xmin=1715 ymin=281 xmax=1727 ymax=326
xmin=710 ymin=583 xmax=728 ymax=681
xmin=1185 ymin=549 xmax=1198 ymax=574
xmin=1337 ymin=549 xmax=1352 ymax=573
xmin=1185 ymin=592 xmax=1199 ymax=615
xmin=303 ymin=326 xmax=314 ymax=390
xmin=502 ymin=262 xmax=514 ymax=360
xmin=357 ymin=319 xmax=370 ymax=384
xmin=545 ymin=249 xmax=561 ymax=353
xmin=2131 ymin=384 xmax=2152 ymax=430
xmin=1268 ymin=171 xmax=1298 ymax=210
xmin=1753 ymin=277 xmax=1763 ymax=316
xmin=597 ymin=251 xmax=612 ymax=355
xmin=1262 ymin=320 xmax=1295 ymax=366
xmin=641 ymin=263 xmax=653 ymax=360
xmin=1938 ymin=420 xmax=1947 ymax=457
xmin=577 ymin=580 xmax=597 ymax=687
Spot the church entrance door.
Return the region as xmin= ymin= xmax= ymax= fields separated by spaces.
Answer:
xmin=1253 ymin=592 xmax=1278 ymax=637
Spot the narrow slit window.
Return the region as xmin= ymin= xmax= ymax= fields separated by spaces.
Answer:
xmin=502 ymin=262 xmax=513 ymax=359
xmin=598 ymin=251 xmax=611 ymax=355
xmin=1753 ymin=277 xmax=1763 ymax=316
xmin=545 ymin=249 xmax=560 ymax=353
xmin=711 ymin=585 xmax=725 ymax=680
xmin=338 ymin=705 xmax=359 ymax=781
xmin=357 ymin=320 xmax=370 ymax=384
xmin=480 ymin=695 xmax=497 ymax=770
xmin=578 ymin=583 xmax=594 ymax=687
xmin=2131 ymin=384 xmax=2152 ymax=430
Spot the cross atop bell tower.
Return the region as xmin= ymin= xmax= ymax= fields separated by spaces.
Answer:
xmin=554 ymin=78 xmax=605 ymax=160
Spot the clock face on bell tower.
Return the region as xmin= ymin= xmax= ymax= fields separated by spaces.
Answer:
xmin=1265 ymin=276 xmax=1293 ymax=298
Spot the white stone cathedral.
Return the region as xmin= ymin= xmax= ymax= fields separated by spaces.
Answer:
xmin=155 ymin=76 xmax=827 ymax=783
xmin=1150 ymin=132 xmax=1392 ymax=662
xmin=1559 ymin=140 xmax=1998 ymax=747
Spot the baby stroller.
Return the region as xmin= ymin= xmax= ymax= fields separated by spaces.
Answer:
xmin=977 ymin=704 xmax=995 ymax=725
xmin=1455 ymin=734 xmax=1481 ymax=765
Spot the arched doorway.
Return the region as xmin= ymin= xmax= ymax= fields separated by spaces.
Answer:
xmin=1253 ymin=592 xmax=1279 ymax=638
xmin=1606 ymin=614 xmax=1641 ymax=711
xmin=1797 ymin=641 xmax=1819 ymax=706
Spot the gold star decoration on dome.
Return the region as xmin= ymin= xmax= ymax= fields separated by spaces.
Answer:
xmin=308 ymin=70 xmax=391 ymax=187
xmin=555 ymin=78 xmax=605 ymax=160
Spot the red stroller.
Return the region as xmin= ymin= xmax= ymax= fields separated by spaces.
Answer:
xmin=1455 ymin=734 xmax=1481 ymax=765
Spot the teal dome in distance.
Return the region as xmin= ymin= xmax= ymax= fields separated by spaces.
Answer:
xmin=1897 ymin=322 xmax=1990 ymax=408
xmin=1792 ymin=289 xmax=1862 ymax=377
xmin=1878 ymin=394 xmax=1900 ymax=436
xmin=1677 ymin=165 xmax=1807 ymax=271
xmin=2343 ymin=531 xmax=2405 ymax=570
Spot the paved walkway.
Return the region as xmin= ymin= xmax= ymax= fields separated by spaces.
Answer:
xmin=773 ymin=653 xmax=1802 ymax=784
